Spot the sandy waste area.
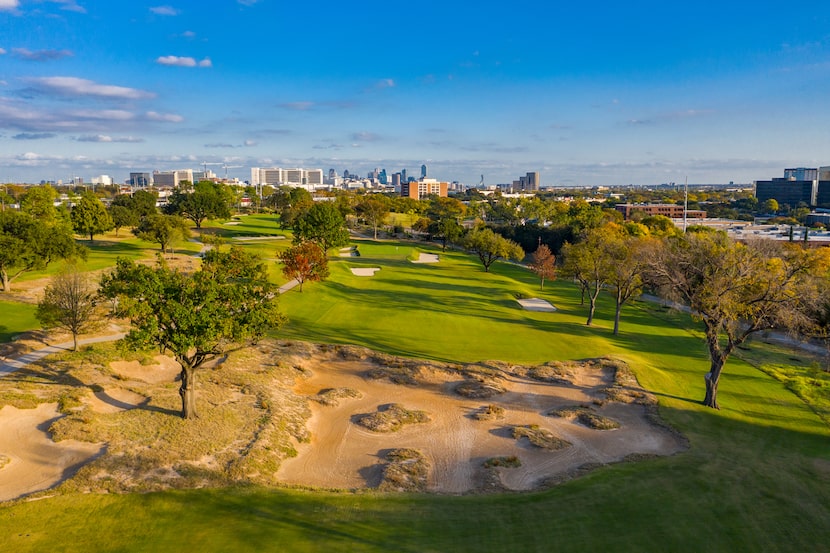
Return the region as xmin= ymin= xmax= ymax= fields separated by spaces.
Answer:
xmin=277 ymin=354 xmax=686 ymax=493
xmin=0 ymin=341 xmax=686 ymax=499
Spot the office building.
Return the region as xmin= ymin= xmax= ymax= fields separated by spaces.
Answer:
xmin=421 ymin=164 xmax=427 ymax=179
xmin=129 ymin=172 xmax=152 ymax=187
xmin=401 ymin=178 xmax=448 ymax=200
xmin=614 ymin=203 xmax=706 ymax=221
xmin=251 ymin=167 xmax=325 ymax=190
xmin=153 ymin=169 xmax=193 ymax=188
xmin=512 ymin=172 xmax=540 ymax=193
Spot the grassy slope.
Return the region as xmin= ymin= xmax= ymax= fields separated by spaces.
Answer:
xmin=0 ymin=300 xmax=38 ymax=342
xmin=0 ymin=237 xmax=829 ymax=552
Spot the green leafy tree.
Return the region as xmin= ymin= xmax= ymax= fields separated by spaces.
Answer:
xmin=108 ymin=205 xmax=138 ymax=236
xmin=603 ymin=232 xmax=648 ymax=335
xmin=36 ymin=265 xmax=101 ymax=351
xmin=293 ymin=202 xmax=350 ymax=252
xmin=424 ymin=197 xmax=467 ymax=250
xmin=278 ymin=241 xmax=329 ymax=292
xmin=528 ymin=243 xmax=556 ymax=290
xmin=762 ymin=198 xmax=779 ymax=214
xmin=165 ymin=181 xmax=232 ymax=228
xmin=20 ymin=184 xmax=60 ymax=221
xmin=356 ymin=196 xmax=391 ymax=239
xmin=462 ymin=226 xmax=524 ymax=272
xmin=99 ymin=247 xmax=286 ymax=419
xmin=71 ymin=192 xmax=114 ymax=242
xmin=644 ymin=232 xmax=828 ymax=408
xmin=268 ymin=187 xmax=313 ymax=229
xmin=133 ymin=214 xmax=191 ymax=253
xmin=0 ymin=210 xmax=82 ymax=292
xmin=560 ymin=228 xmax=616 ymax=326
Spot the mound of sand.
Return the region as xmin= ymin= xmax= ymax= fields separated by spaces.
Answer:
xmin=88 ymin=388 xmax=147 ymax=414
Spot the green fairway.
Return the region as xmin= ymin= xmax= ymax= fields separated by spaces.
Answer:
xmin=0 ymin=237 xmax=828 ymax=551
xmin=0 ymin=300 xmax=38 ymax=342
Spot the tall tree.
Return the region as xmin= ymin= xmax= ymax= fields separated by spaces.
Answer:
xmin=528 ymin=243 xmax=556 ymax=290
xmin=71 ymin=192 xmax=114 ymax=242
xmin=644 ymin=232 xmax=828 ymax=408
xmin=165 ymin=181 xmax=232 ymax=229
xmin=267 ymin=186 xmax=312 ymax=229
xmin=462 ymin=226 xmax=524 ymax=272
xmin=356 ymin=196 xmax=391 ymax=239
xmin=604 ymin=233 xmax=648 ymax=335
xmin=0 ymin=210 xmax=81 ymax=292
xmin=422 ymin=197 xmax=466 ymax=251
xmin=99 ymin=248 xmax=286 ymax=419
xmin=293 ymin=201 xmax=350 ymax=252
xmin=278 ymin=241 xmax=329 ymax=292
xmin=108 ymin=205 xmax=138 ymax=236
xmin=133 ymin=214 xmax=191 ymax=253
xmin=560 ymin=228 xmax=615 ymax=326
xmin=36 ymin=265 xmax=101 ymax=351
xmin=20 ymin=184 xmax=60 ymax=221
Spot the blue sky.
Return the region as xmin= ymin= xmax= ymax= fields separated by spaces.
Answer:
xmin=2 ymin=1 xmax=830 ymax=186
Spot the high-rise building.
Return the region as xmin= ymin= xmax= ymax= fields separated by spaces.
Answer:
xmin=512 ymin=171 xmax=540 ymax=193
xmin=784 ymin=168 xmax=818 ymax=181
xmin=401 ymin=168 xmax=407 ymax=183
xmin=421 ymin=164 xmax=427 ymax=179
xmin=129 ymin=172 xmax=152 ymax=187
xmin=391 ymin=172 xmax=401 ymax=189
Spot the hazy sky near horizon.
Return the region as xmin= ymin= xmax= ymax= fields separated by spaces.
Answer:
xmin=2 ymin=1 xmax=830 ymax=186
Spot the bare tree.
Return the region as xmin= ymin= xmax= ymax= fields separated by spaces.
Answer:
xmin=36 ymin=265 xmax=102 ymax=351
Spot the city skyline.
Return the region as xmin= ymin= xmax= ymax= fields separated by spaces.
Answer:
xmin=3 ymin=1 xmax=830 ymax=186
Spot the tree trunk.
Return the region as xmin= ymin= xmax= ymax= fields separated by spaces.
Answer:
xmin=703 ymin=352 xmax=727 ymax=409
xmin=613 ymin=301 xmax=622 ymax=335
xmin=1 ymin=270 xmax=9 ymax=292
xmin=586 ymin=296 xmax=596 ymax=325
xmin=179 ymin=365 xmax=198 ymax=419
xmin=540 ymin=277 xmax=545 ymax=291
xmin=89 ymin=232 xmax=94 ymax=242
xmin=72 ymin=332 xmax=78 ymax=352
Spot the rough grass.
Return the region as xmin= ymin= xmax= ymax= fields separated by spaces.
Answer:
xmin=378 ymin=448 xmax=429 ymax=492
xmin=355 ymin=403 xmax=431 ymax=433
xmin=483 ymin=455 xmax=521 ymax=468
xmin=548 ymin=405 xmax=621 ymax=430
xmin=511 ymin=424 xmax=572 ymax=450
xmin=474 ymin=404 xmax=506 ymax=421
xmin=312 ymin=387 xmax=362 ymax=406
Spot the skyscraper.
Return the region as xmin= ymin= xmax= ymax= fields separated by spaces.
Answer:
xmin=421 ymin=164 xmax=427 ymax=178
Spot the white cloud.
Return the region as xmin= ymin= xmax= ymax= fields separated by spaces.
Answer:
xmin=11 ymin=48 xmax=73 ymax=61
xmin=181 ymin=30 xmax=196 ymax=38
xmin=150 ymin=5 xmax=179 ymax=16
xmin=0 ymin=48 xmax=6 ymax=55
xmin=244 ymin=139 xmax=257 ymax=147
xmin=49 ymin=0 xmax=86 ymax=13
xmin=0 ymin=0 xmax=18 ymax=11
xmin=145 ymin=111 xmax=184 ymax=123
xmin=75 ymin=134 xmax=144 ymax=143
xmin=25 ymin=76 xmax=155 ymax=100
xmin=156 ymin=55 xmax=212 ymax=68
xmin=376 ymin=78 xmax=395 ymax=89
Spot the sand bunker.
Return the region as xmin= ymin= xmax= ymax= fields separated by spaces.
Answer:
xmin=517 ymin=298 xmax=557 ymax=312
xmin=109 ymin=355 xmax=180 ymax=384
xmin=351 ymin=267 xmax=381 ymax=276
xmin=277 ymin=354 xmax=685 ymax=493
xmin=88 ymin=388 xmax=147 ymax=414
xmin=0 ymin=403 xmax=104 ymax=502
xmin=411 ymin=253 xmax=439 ymax=264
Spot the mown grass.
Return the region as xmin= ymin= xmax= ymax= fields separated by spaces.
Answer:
xmin=0 ymin=300 xmax=38 ymax=343
xmin=0 ymin=235 xmax=829 ymax=551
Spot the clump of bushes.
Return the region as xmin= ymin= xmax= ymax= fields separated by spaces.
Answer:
xmin=512 ymin=424 xmax=571 ymax=450
xmin=313 ymin=387 xmax=362 ymax=407
xmin=355 ymin=404 xmax=430 ymax=433
xmin=547 ymin=405 xmax=620 ymax=430
xmin=474 ymin=404 xmax=505 ymax=421
xmin=378 ymin=448 xmax=429 ymax=492
xmin=483 ymin=455 xmax=521 ymax=468
xmin=455 ymin=378 xmax=506 ymax=399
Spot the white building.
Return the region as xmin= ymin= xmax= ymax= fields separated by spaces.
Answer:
xmin=91 ymin=175 xmax=113 ymax=186
xmin=251 ymin=167 xmax=325 ymax=191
